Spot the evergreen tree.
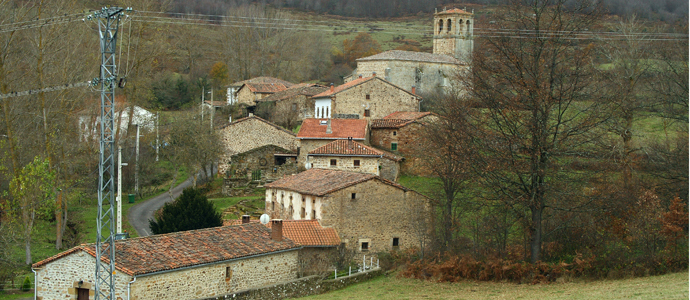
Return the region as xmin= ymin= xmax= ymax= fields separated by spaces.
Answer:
xmin=149 ymin=188 xmax=223 ymax=234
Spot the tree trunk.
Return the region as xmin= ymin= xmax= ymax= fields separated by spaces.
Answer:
xmin=56 ymin=189 xmax=62 ymax=249
xmin=24 ymin=210 xmax=35 ymax=265
xmin=622 ymin=113 xmax=633 ymax=189
xmin=530 ymin=205 xmax=542 ymax=263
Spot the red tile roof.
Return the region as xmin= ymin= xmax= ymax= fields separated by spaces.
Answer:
xmin=32 ymin=223 xmax=300 ymax=276
xmin=223 ymin=219 xmax=340 ymax=247
xmin=296 ymin=119 xmax=367 ymax=140
xmin=243 ymin=83 xmax=289 ymax=94
xmin=309 ymin=139 xmax=382 ymax=157
xmin=437 ymin=8 xmax=472 ymax=14
xmin=265 ymin=168 xmax=409 ymax=196
xmin=371 ymin=111 xmax=434 ymax=129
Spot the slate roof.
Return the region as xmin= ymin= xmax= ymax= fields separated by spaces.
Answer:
xmin=242 ymin=83 xmax=289 ymax=94
xmin=296 ymin=119 xmax=367 ymax=140
xmin=256 ymin=84 xmax=328 ymax=103
xmin=32 ymin=223 xmax=300 ymax=276
xmin=228 ymin=77 xmax=294 ymax=88
xmin=223 ymin=219 xmax=341 ymax=247
xmin=218 ymin=115 xmax=295 ymax=136
xmin=309 ymin=139 xmax=382 ymax=157
xmin=356 ymin=50 xmax=462 ymax=65
xmin=371 ymin=111 xmax=434 ymax=129
xmin=265 ymin=168 xmax=409 ymax=196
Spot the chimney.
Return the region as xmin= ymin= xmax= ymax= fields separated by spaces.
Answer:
xmin=248 ymin=112 xmax=254 ymax=117
xmin=326 ymin=119 xmax=332 ymax=134
xmin=358 ymin=74 xmax=362 ymax=79
xmin=330 ymin=83 xmax=334 ymax=93
xmin=411 ymin=85 xmax=416 ymax=95
xmin=271 ymin=219 xmax=283 ymax=242
xmin=348 ymin=137 xmax=353 ymax=150
xmin=372 ymin=72 xmax=377 ymax=77
xmin=242 ymin=215 xmax=251 ymax=224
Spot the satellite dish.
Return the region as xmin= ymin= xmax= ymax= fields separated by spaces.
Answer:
xmin=260 ymin=214 xmax=270 ymax=225
xmin=305 ymin=163 xmax=311 ymax=170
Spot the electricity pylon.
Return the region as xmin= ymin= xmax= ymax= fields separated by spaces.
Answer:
xmin=86 ymin=6 xmax=131 ymax=300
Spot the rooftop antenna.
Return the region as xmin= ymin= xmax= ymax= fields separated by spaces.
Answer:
xmin=86 ymin=6 xmax=132 ymax=300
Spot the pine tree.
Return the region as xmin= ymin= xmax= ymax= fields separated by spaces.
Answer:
xmin=149 ymin=188 xmax=223 ymax=234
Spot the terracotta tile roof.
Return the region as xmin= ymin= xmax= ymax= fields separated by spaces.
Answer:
xmin=218 ymin=115 xmax=295 ymax=136
xmin=229 ymin=77 xmax=294 ymax=88
xmin=243 ymin=83 xmax=289 ymax=94
xmin=356 ymin=50 xmax=462 ymax=65
xmin=296 ymin=119 xmax=367 ymax=140
xmin=265 ymin=168 xmax=376 ymax=196
xmin=371 ymin=111 xmax=434 ymax=129
xmin=32 ymin=223 xmax=300 ymax=276
xmin=256 ymin=84 xmax=328 ymax=103
xmin=313 ymin=76 xmax=376 ymax=98
xmin=224 ymin=220 xmax=340 ymax=247
xmin=309 ymin=139 xmax=382 ymax=157
xmin=437 ymin=8 xmax=472 ymax=14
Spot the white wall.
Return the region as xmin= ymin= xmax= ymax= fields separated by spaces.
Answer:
xmin=314 ymin=98 xmax=332 ymax=119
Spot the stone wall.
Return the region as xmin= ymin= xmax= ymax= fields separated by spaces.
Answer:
xmin=297 ymin=139 xmax=329 ymax=166
xmin=355 ymin=60 xmax=465 ymax=95
xmin=219 ymin=117 xmax=297 ymax=174
xmin=274 ymin=95 xmax=313 ymax=120
xmin=332 ymin=78 xmax=419 ymax=121
xmin=370 ymin=116 xmax=435 ymax=175
xmin=298 ymin=247 xmax=336 ymax=276
xmin=130 ymin=249 xmax=299 ymax=300
xmin=379 ymin=157 xmax=400 ymax=182
xmin=319 ymin=179 xmax=431 ymax=253
xmin=223 ymin=145 xmax=298 ymax=182
xmin=203 ymin=268 xmax=384 ymax=300
xmin=34 ymin=250 xmax=130 ymax=300
xmin=265 ymin=189 xmax=323 ymax=220
xmin=308 ymin=155 xmax=379 ymax=176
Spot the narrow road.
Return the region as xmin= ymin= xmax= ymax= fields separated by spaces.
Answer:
xmin=128 ymin=177 xmax=193 ymax=237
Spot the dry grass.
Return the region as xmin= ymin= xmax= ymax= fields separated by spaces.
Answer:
xmin=297 ymin=271 xmax=689 ymax=300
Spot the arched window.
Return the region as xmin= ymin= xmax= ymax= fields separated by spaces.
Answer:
xmin=447 ymin=19 xmax=452 ymax=33
xmin=438 ymin=19 xmax=443 ymax=34
xmin=459 ymin=19 xmax=464 ymax=33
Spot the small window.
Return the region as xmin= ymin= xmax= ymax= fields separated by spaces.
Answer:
xmin=361 ymin=242 xmax=369 ymax=251
xmin=330 ymin=159 xmax=337 ymax=166
xmin=226 ymin=267 xmax=233 ymax=279
xmin=392 ymin=237 xmax=400 ymax=247
xmin=364 ymin=109 xmax=370 ymax=117
xmin=301 ymin=207 xmax=305 ymax=219
xmin=365 ymin=94 xmax=370 ymax=100
xmin=272 ymin=201 xmax=275 ymax=211
xmin=393 ymin=131 xmax=397 ymax=136
xmin=391 ymin=143 xmax=398 ymax=151
xmin=351 ymin=193 xmax=356 ymax=199
xmin=312 ymin=210 xmax=316 ymax=219
xmin=354 ymin=160 xmax=360 ymax=167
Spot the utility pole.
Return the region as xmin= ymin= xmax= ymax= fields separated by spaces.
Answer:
xmin=117 ymin=147 xmax=127 ymax=234
xmin=155 ymin=111 xmax=159 ymax=162
xmin=201 ymin=86 xmax=205 ymax=124
xmin=210 ymin=89 xmax=214 ymax=133
xmin=87 ymin=6 xmax=132 ymax=300
xmin=135 ymin=123 xmax=139 ymax=196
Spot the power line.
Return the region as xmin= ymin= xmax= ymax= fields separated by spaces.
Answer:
xmin=0 ymin=82 xmax=89 ymax=99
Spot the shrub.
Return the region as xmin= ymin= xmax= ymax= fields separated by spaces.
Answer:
xmin=149 ymin=187 xmax=223 ymax=234
xmin=21 ymin=276 xmax=31 ymax=291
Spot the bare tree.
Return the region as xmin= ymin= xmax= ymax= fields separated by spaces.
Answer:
xmin=462 ymin=0 xmax=605 ymax=263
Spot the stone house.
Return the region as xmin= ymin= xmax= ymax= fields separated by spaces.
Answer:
xmin=225 ymin=144 xmax=298 ymax=181
xmin=235 ymin=82 xmax=290 ymax=107
xmin=218 ymin=115 xmax=298 ymax=175
xmin=32 ymin=222 xmax=300 ymax=300
xmin=307 ymin=138 xmax=402 ymax=182
xmin=226 ymin=77 xmax=294 ymax=105
xmin=370 ymin=111 xmax=437 ymax=175
xmin=345 ymin=8 xmax=473 ymax=95
xmin=225 ymin=217 xmax=341 ymax=276
xmin=296 ymin=118 xmax=368 ymax=167
xmin=255 ymin=83 xmax=328 ymax=121
xmin=311 ymin=76 xmax=421 ymax=120
xmin=265 ymin=168 xmax=431 ymax=253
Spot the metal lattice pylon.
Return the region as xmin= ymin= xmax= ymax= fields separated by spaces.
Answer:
xmin=87 ymin=7 xmax=130 ymax=299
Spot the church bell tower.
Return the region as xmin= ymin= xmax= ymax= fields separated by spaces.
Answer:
xmin=432 ymin=8 xmax=474 ymax=62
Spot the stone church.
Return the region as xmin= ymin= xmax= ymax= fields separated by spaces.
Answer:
xmin=345 ymin=8 xmax=474 ymax=95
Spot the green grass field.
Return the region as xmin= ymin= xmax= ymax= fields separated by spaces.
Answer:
xmin=298 ymin=271 xmax=689 ymax=300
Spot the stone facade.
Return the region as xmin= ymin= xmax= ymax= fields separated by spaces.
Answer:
xmin=353 ymin=59 xmax=463 ymax=95
xmin=370 ymin=117 xmax=435 ymax=175
xmin=379 ymin=156 xmax=400 ymax=182
xmin=307 ymin=155 xmax=380 ymax=176
xmin=298 ymin=247 xmax=336 ymax=276
xmin=34 ymin=248 xmax=299 ymax=300
xmin=314 ymin=77 xmax=420 ymax=121
xmin=218 ymin=116 xmax=297 ymax=174
xmin=432 ymin=8 xmax=474 ymax=62
xmin=224 ymin=145 xmax=298 ymax=182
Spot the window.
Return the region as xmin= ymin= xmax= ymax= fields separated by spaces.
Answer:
xmin=393 ymin=131 xmax=397 ymax=136
xmin=300 ymin=207 xmax=305 ymax=219
xmin=392 ymin=237 xmax=400 ymax=248
xmin=272 ymin=201 xmax=275 ymax=211
xmin=365 ymin=94 xmax=370 ymax=100
xmin=359 ymin=239 xmax=370 ymax=251
xmin=354 ymin=160 xmax=360 ymax=167
xmin=351 ymin=193 xmax=356 ymax=199
xmin=391 ymin=142 xmax=398 ymax=151
xmin=312 ymin=210 xmax=316 ymax=219
xmin=364 ymin=109 xmax=370 ymax=117
xmin=330 ymin=159 xmax=337 ymax=166
xmin=326 ymin=107 xmax=329 ymax=118
xmin=226 ymin=267 xmax=233 ymax=279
